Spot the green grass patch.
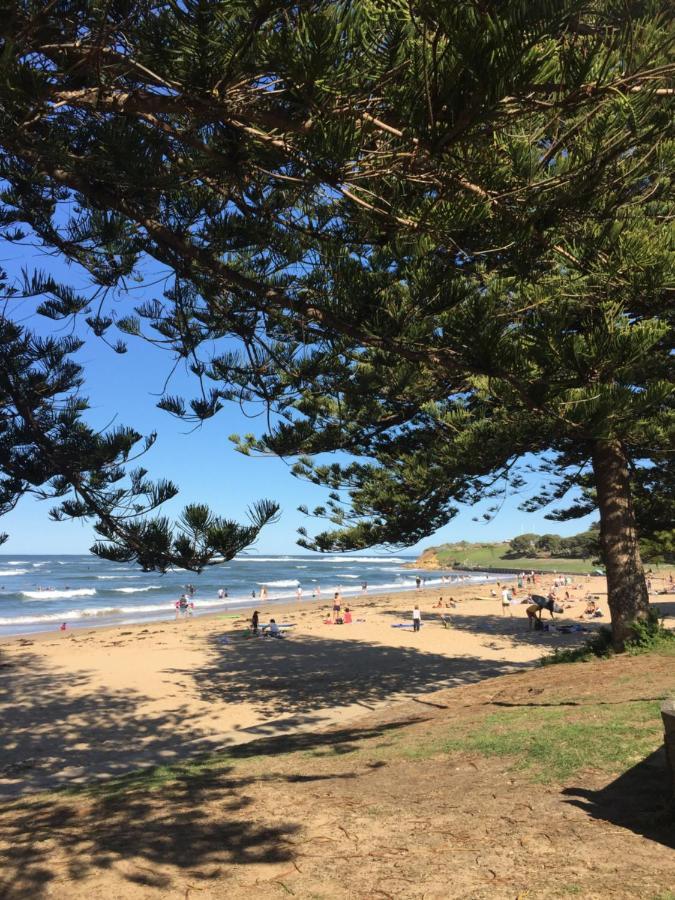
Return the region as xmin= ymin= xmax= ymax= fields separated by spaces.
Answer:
xmin=541 ymin=607 xmax=675 ymax=667
xmin=397 ymin=699 xmax=665 ymax=783
xmin=58 ymin=748 xmax=270 ymax=799
xmin=431 ymin=542 xmax=596 ymax=574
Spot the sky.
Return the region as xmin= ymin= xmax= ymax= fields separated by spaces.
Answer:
xmin=0 ymin=240 xmax=597 ymax=557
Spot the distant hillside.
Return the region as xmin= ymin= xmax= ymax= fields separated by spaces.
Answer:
xmin=412 ymin=540 xmax=598 ymax=574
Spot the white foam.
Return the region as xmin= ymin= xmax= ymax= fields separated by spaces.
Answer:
xmin=320 ymin=556 xmax=409 ymax=564
xmin=257 ymin=579 xmax=299 ymax=587
xmin=22 ymin=588 xmax=97 ymax=600
xmin=96 ymin=575 xmax=142 ymax=580
xmin=235 ymin=556 xmax=295 ymax=562
xmin=0 ymin=607 xmax=118 ymax=624
xmin=0 ymin=568 xmax=30 ymax=576
xmin=112 ymin=585 xmax=161 ymax=594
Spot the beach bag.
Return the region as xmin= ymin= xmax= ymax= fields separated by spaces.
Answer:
xmin=336 ymin=617 xmax=343 ymax=625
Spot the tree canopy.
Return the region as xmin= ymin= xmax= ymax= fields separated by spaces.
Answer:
xmin=0 ymin=0 xmax=672 ymax=641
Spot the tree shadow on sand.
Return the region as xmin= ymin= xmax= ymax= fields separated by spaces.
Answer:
xmin=174 ymin=630 xmax=533 ymax=724
xmin=562 ymin=747 xmax=674 ymax=850
xmin=0 ymin=713 xmax=417 ymax=900
xmin=1 ymin=634 xmax=530 ymax=799
xmin=376 ymin=606 xmax=599 ymax=649
xmin=0 ymin=631 xmax=532 ymax=898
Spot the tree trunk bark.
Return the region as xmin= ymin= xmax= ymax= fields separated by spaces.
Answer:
xmin=591 ymin=439 xmax=649 ymax=650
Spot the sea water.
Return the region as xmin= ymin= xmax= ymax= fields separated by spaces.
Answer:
xmin=0 ymin=553 xmax=498 ymax=636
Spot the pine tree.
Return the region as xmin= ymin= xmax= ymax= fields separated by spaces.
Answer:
xmin=0 ymin=1 xmax=672 ymax=644
xmin=0 ymin=272 xmax=278 ymax=570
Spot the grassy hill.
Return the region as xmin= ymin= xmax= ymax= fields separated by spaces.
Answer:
xmin=417 ymin=541 xmax=598 ymax=574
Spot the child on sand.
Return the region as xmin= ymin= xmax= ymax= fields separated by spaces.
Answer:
xmin=412 ymin=605 xmax=421 ymax=632
xmin=267 ymin=618 xmax=283 ymax=638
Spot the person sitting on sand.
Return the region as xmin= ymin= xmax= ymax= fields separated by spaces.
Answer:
xmin=582 ymin=599 xmax=597 ymax=617
xmin=267 ymin=618 xmax=284 ymax=638
xmin=432 ymin=596 xmax=444 ymax=608
xmin=581 ymin=599 xmax=603 ymax=619
xmin=343 ymin=607 xmax=352 ymax=624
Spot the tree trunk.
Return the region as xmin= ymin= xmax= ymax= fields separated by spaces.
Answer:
xmin=591 ymin=439 xmax=649 ymax=650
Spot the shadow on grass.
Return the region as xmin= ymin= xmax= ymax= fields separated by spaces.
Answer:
xmin=0 ymin=716 xmax=417 ymax=900
xmin=563 ymin=747 xmax=674 ymax=850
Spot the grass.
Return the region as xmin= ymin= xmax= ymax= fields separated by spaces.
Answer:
xmin=53 ymin=694 xmax=666 ymax=800
xmin=429 ymin=542 xmax=597 ymax=574
xmin=397 ymin=699 xmax=665 ymax=783
xmin=541 ymin=608 xmax=675 ymax=666
xmin=58 ymin=747 xmax=267 ymax=799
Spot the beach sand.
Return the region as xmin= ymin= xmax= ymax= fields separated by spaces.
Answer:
xmin=1 ymin=573 xmax=672 ymax=797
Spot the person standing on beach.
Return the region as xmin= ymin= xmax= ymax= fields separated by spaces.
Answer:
xmin=412 ymin=605 xmax=421 ymax=632
xmin=415 ymin=576 xmax=421 ymax=590
xmin=332 ymin=591 xmax=341 ymax=622
xmin=296 ymin=585 xmax=303 ymax=601
xmin=251 ymin=610 xmax=259 ymax=636
xmin=501 ymin=587 xmax=511 ymax=616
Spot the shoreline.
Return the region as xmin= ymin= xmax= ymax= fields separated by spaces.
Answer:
xmin=0 ymin=570 xmax=503 ymax=641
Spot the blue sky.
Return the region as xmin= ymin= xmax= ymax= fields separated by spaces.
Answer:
xmin=0 ymin=241 xmax=596 ymax=556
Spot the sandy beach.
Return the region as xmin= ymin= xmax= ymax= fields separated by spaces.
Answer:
xmin=1 ymin=572 xmax=673 ymax=798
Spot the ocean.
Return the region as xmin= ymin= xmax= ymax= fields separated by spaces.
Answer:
xmin=0 ymin=553 xmax=499 ymax=636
